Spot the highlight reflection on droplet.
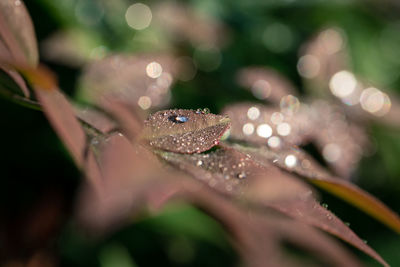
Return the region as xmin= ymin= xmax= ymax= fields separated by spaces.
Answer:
xmin=256 ymin=124 xmax=272 ymax=138
xmin=360 ymin=87 xmax=391 ymax=116
xmin=146 ymin=61 xmax=163 ymax=78
xmin=270 ymin=112 xmax=284 ymax=125
xmin=277 ymin=122 xmax=291 ymax=136
xmin=285 ymin=154 xmax=297 ymax=168
xmin=242 ymin=123 xmax=255 ymax=135
xmin=323 ymin=143 xmax=341 ymax=163
xmin=138 ymin=96 xmax=152 ymax=110
xmin=329 ymin=70 xmax=357 ymax=98
xmin=268 ymin=136 xmax=281 ymax=148
xmin=247 ymin=107 xmax=260 ymax=120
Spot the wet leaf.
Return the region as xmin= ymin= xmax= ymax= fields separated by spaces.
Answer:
xmin=78 ymin=135 xmax=363 ymax=267
xmin=0 ymin=0 xmax=38 ymax=66
xmin=223 ymin=102 xmax=369 ymax=178
xmin=158 ymin=145 xmax=312 ymax=203
xmin=142 ymin=109 xmax=230 ymax=153
xmin=232 ymin=142 xmax=400 ymax=236
xmin=270 ymin=197 xmax=388 ymax=266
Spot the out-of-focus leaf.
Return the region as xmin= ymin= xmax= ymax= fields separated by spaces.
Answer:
xmin=0 ymin=65 xmax=30 ymax=97
xmin=142 ymin=109 xmax=230 ymax=153
xmin=270 ymin=197 xmax=388 ymax=267
xmin=20 ymin=66 xmax=86 ymax=169
xmin=0 ymin=0 xmax=38 ymax=66
xmin=223 ymin=102 xmax=369 ymax=178
xmin=74 ymin=105 xmax=117 ymax=134
xmin=298 ymin=28 xmax=349 ymax=97
xmin=233 ymin=142 xmax=400 ymax=236
xmin=78 ymin=54 xmax=177 ymax=111
xmin=236 ymin=67 xmax=296 ymax=104
xmin=40 ymin=29 xmax=101 ymax=67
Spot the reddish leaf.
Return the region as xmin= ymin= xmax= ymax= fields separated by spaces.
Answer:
xmin=298 ymin=27 xmax=349 ymax=97
xmin=78 ymin=54 xmax=177 ymax=111
xmin=142 ymin=109 xmax=230 ymax=153
xmin=0 ymin=0 xmax=38 ymax=66
xmin=0 ymin=64 xmax=30 ymax=97
xmin=19 ymin=66 xmax=86 ymax=169
xmin=233 ymin=142 xmax=400 ymax=236
xmin=223 ymin=102 xmax=369 ymax=178
xmin=78 ymin=135 xmax=362 ymax=266
xmin=236 ymin=67 xmax=297 ymax=103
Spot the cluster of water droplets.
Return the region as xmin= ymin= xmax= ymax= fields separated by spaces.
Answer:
xmin=144 ymin=109 xmax=229 ymax=154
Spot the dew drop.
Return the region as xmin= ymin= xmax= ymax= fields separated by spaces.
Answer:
xmin=322 ymin=203 xmax=329 ymax=209
xmin=237 ymin=172 xmax=247 ymax=179
xmin=284 ymin=154 xmax=297 ymax=168
xmin=196 ymin=160 xmax=203 ymax=166
xmin=168 ymin=115 xmax=189 ymax=123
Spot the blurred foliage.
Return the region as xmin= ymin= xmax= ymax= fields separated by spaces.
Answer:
xmin=2 ymin=0 xmax=400 ymax=266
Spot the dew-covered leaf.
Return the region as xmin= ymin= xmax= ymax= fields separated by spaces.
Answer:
xmin=142 ymin=109 xmax=230 ymax=153
xmin=223 ymin=102 xmax=369 ymax=178
xmin=0 ymin=0 xmax=38 ymax=66
xmin=270 ymin=197 xmax=388 ymax=266
xmin=78 ymin=135 xmax=363 ymax=266
xmin=157 ymin=144 xmax=312 ymax=204
xmin=78 ymin=54 xmax=177 ymax=111
xmin=232 ymin=142 xmax=400 ymax=236
xmin=226 ymin=142 xmax=390 ymax=265
xmin=237 ymin=67 xmax=297 ymax=104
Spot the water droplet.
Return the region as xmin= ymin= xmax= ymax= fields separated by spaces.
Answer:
xmin=237 ymin=172 xmax=247 ymax=179
xmin=322 ymin=203 xmax=329 ymax=208
xmin=168 ymin=115 xmax=189 ymax=123
xmin=247 ymin=107 xmax=260 ymax=120
xmin=284 ymin=154 xmax=297 ymax=168
xmin=242 ymin=123 xmax=255 ymax=135
xmin=196 ymin=160 xmax=203 ymax=166
xmin=256 ymin=124 xmax=272 ymax=138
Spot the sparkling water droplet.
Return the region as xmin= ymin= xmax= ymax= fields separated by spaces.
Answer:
xmin=196 ymin=160 xmax=203 ymax=166
xmin=322 ymin=203 xmax=329 ymax=208
xmin=169 ymin=115 xmax=189 ymax=123
xmin=237 ymin=172 xmax=247 ymax=179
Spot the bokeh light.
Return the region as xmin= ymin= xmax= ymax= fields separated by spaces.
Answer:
xmin=125 ymin=3 xmax=152 ymax=30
